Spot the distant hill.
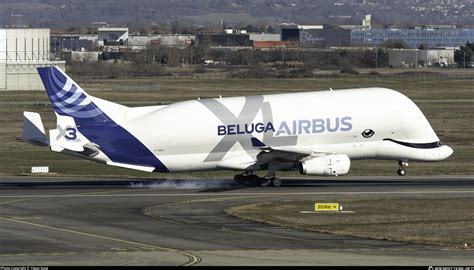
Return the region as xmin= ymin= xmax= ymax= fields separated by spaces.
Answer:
xmin=0 ymin=0 xmax=473 ymax=29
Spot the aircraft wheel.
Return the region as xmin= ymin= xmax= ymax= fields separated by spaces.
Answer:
xmin=271 ymin=178 xmax=282 ymax=187
xmin=233 ymin=174 xmax=245 ymax=184
xmin=246 ymin=175 xmax=260 ymax=186
xmin=397 ymin=168 xmax=407 ymax=176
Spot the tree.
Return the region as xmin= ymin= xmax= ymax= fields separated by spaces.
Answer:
xmin=170 ymin=20 xmax=181 ymax=34
xmin=245 ymin=24 xmax=262 ymax=33
xmin=266 ymin=25 xmax=276 ymax=34
xmin=455 ymin=42 xmax=473 ymax=68
xmin=418 ymin=44 xmax=428 ymax=50
xmin=150 ymin=25 xmax=167 ymax=34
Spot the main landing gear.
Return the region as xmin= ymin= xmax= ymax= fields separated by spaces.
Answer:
xmin=397 ymin=160 xmax=408 ymax=176
xmin=234 ymin=173 xmax=282 ymax=187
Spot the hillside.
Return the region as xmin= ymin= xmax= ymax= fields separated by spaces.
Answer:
xmin=0 ymin=0 xmax=473 ymax=29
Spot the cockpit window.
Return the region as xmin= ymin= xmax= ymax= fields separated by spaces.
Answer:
xmin=384 ymin=138 xmax=443 ymax=149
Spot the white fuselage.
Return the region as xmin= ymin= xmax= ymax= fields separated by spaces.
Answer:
xmin=92 ymin=87 xmax=452 ymax=173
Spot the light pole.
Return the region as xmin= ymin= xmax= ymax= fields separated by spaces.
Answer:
xmin=464 ymin=52 xmax=466 ymax=69
xmin=375 ymin=47 xmax=378 ymax=68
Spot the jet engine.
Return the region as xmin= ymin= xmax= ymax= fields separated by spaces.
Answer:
xmin=299 ymin=154 xmax=351 ymax=176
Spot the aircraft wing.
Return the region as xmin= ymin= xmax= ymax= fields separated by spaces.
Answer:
xmin=251 ymin=137 xmax=331 ymax=164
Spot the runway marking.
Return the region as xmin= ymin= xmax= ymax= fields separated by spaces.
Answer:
xmin=0 ymin=190 xmax=131 ymax=206
xmin=0 ymin=198 xmax=37 ymax=205
xmin=110 ymin=248 xmax=128 ymax=252
xmin=142 ymin=195 xmax=263 ymax=226
xmin=0 ymin=216 xmax=201 ymax=266
xmin=0 ymin=189 xmax=474 ymax=198
xmin=0 ymin=249 xmax=185 ymax=257
xmin=0 ymin=247 xmax=469 ymax=259
xmin=141 ymin=194 xmax=440 ymax=248
xmin=65 ymin=189 xmax=128 ymax=196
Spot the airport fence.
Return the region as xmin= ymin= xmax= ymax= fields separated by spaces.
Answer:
xmin=139 ymin=71 xmax=474 ymax=81
xmin=364 ymin=72 xmax=474 ymax=81
xmin=72 ymin=68 xmax=474 ymax=81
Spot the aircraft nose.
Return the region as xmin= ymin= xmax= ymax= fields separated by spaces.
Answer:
xmin=439 ymin=145 xmax=454 ymax=160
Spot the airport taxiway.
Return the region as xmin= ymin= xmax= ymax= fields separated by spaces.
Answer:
xmin=0 ymin=176 xmax=473 ymax=266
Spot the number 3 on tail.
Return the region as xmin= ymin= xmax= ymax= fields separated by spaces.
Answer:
xmin=65 ymin=128 xmax=77 ymax=140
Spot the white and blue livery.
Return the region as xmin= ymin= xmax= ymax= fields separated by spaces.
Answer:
xmin=22 ymin=66 xmax=453 ymax=186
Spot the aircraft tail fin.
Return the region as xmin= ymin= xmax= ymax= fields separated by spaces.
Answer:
xmin=37 ymin=66 xmax=126 ymax=125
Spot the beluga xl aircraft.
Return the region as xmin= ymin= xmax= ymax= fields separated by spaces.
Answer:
xmin=22 ymin=66 xmax=453 ymax=187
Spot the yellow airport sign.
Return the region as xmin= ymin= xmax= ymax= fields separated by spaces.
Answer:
xmin=315 ymin=203 xmax=340 ymax=212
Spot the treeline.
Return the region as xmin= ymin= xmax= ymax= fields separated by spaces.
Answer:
xmin=88 ymin=44 xmax=388 ymax=67
xmin=68 ymin=45 xmax=390 ymax=78
xmin=131 ymin=45 xmax=389 ymax=68
xmin=68 ymin=45 xmax=392 ymax=78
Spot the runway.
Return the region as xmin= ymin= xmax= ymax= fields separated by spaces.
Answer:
xmin=0 ymin=176 xmax=473 ymax=266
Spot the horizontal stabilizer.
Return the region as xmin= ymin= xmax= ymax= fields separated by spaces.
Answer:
xmin=22 ymin=112 xmax=48 ymax=146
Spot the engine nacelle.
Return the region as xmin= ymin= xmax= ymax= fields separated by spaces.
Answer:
xmin=299 ymin=154 xmax=351 ymax=176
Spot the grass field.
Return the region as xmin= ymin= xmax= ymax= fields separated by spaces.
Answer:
xmin=225 ymin=196 xmax=474 ymax=248
xmin=0 ymin=75 xmax=473 ymax=178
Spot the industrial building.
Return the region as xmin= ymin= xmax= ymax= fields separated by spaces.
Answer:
xmin=278 ymin=21 xmax=474 ymax=49
xmin=98 ymin=27 xmax=129 ymax=46
xmin=71 ymin=51 xmax=99 ymax=63
xmin=196 ymin=33 xmax=252 ymax=48
xmin=249 ymin=33 xmax=280 ymax=42
xmin=253 ymin=41 xmax=297 ymax=50
xmin=388 ymin=48 xmax=455 ymax=68
xmin=51 ymin=35 xmax=97 ymax=53
xmin=0 ymin=28 xmax=65 ymax=91
xmin=128 ymin=34 xmax=195 ymax=49
xmin=280 ymin=24 xmax=352 ymax=48
xmin=352 ymin=26 xmax=474 ymax=48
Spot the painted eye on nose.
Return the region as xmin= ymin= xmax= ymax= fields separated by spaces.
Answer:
xmin=362 ymin=129 xmax=375 ymax=138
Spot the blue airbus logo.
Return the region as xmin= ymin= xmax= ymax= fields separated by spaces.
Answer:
xmin=218 ymin=116 xmax=352 ymax=136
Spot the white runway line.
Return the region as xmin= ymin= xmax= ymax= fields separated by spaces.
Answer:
xmin=1 ymin=189 xmax=474 ymax=198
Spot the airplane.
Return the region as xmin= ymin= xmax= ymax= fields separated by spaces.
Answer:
xmin=22 ymin=66 xmax=453 ymax=187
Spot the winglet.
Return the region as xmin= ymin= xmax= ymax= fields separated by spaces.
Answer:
xmin=251 ymin=137 xmax=266 ymax=147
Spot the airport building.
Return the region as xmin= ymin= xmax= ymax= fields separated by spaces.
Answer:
xmin=51 ymin=35 xmax=97 ymax=53
xmin=388 ymin=48 xmax=455 ymax=68
xmin=280 ymin=24 xmax=352 ymax=48
xmin=352 ymin=26 xmax=474 ymax=48
xmin=0 ymin=28 xmax=65 ymax=91
xmin=128 ymin=34 xmax=195 ymax=49
xmin=98 ymin=27 xmax=129 ymax=46
xmin=280 ymin=15 xmax=474 ymax=49
xmin=196 ymin=33 xmax=253 ymax=47
xmin=249 ymin=33 xmax=280 ymax=42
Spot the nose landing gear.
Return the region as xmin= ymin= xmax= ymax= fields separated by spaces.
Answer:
xmin=397 ymin=160 xmax=408 ymax=176
xmin=397 ymin=168 xmax=407 ymax=176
